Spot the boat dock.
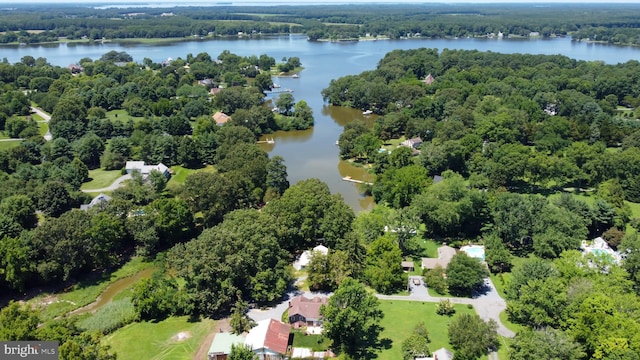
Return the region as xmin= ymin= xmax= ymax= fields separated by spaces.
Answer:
xmin=342 ymin=176 xmax=373 ymax=185
xmin=267 ymin=88 xmax=294 ymax=94
xmin=257 ymin=138 xmax=275 ymax=144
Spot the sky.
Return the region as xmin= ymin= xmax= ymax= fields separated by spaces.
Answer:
xmin=7 ymin=0 xmax=640 ymax=4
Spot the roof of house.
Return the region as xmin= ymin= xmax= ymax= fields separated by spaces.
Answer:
xmin=213 ymin=111 xmax=231 ymax=125
xmin=125 ymin=161 xmax=170 ymax=175
xmin=80 ymin=193 xmax=112 ymax=211
xmin=423 ymin=73 xmax=435 ymax=85
xmin=433 ymin=175 xmax=444 ymax=184
xmin=401 ymin=261 xmax=415 ymax=269
xmin=208 ymin=332 xmax=246 ymax=356
xmin=295 ymin=245 xmax=329 ymax=269
xmin=432 ymin=347 xmax=454 ymax=360
xmin=289 ymin=295 xmax=328 ymax=321
xmin=245 ymin=319 xmax=290 ymax=355
xmin=421 ymin=245 xmax=456 ymax=269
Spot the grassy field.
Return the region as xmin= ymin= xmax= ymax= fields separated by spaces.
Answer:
xmin=105 ymin=109 xmax=146 ymax=123
xmin=291 ymin=330 xmax=331 ymax=351
xmin=81 ymin=168 xmax=123 ymax=190
xmin=37 ymin=121 xmax=48 ymax=136
xmin=32 ymin=257 xmax=154 ymax=321
xmin=169 ymin=165 xmax=216 ymax=184
xmin=376 ymin=300 xmax=478 ymax=360
xmin=0 ymin=140 xmax=22 ymax=150
xmin=103 ymin=316 xmax=216 ymax=360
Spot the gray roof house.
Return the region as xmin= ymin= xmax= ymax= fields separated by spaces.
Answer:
xmin=80 ymin=193 xmax=112 ymax=211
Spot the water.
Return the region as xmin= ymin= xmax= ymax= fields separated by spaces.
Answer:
xmin=4 ymin=35 xmax=640 ymax=210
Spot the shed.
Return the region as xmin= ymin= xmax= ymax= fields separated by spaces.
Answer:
xmin=208 ymin=332 xmax=246 ymax=360
xmin=401 ymin=261 xmax=415 ymax=272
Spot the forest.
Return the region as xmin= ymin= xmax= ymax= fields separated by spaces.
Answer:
xmin=1 ymin=3 xmax=640 ymax=45
xmin=325 ymin=48 xmax=640 ymax=359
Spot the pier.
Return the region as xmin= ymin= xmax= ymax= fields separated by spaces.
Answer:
xmin=342 ymin=176 xmax=373 ymax=185
xmin=257 ymin=138 xmax=275 ymax=144
xmin=267 ymin=88 xmax=294 ymax=94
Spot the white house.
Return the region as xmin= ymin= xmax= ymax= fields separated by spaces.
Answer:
xmin=416 ymin=347 xmax=454 ymax=360
xmin=125 ymin=161 xmax=171 ymax=178
xmin=244 ymin=319 xmax=290 ymax=360
xmin=293 ymin=245 xmax=329 ymax=270
xmin=80 ymin=193 xmax=111 ymax=211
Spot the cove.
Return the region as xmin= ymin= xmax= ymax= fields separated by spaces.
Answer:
xmin=6 ymin=35 xmax=640 ymax=211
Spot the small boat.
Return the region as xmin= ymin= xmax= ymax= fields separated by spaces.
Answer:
xmin=272 ymin=83 xmax=281 ymax=88
xmin=363 ymin=110 xmax=373 ymax=115
xmin=292 ymin=74 xmax=299 ymax=78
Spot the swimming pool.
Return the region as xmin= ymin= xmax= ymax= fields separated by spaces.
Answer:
xmin=462 ymin=245 xmax=485 ymax=261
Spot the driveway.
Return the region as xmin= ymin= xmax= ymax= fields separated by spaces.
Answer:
xmin=31 ymin=106 xmax=52 ymax=141
xmin=81 ymin=174 xmax=131 ymax=193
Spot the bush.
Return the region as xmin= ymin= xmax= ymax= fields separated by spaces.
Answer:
xmin=78 ymin=297 xmax=137 ymax=334
xmin=436 ymin=299 xmax=455 ymax=316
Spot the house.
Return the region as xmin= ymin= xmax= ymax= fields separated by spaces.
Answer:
xmin=80 ymin=193 xmax=111 ymax=211
xmin=68 ymin=64 xmax=83 ymax=74
xmin=293 ymin=245 xmax=329 ymax=270
xmin=401 ymin=137 xmax=423 ymax=149
xmin=401 ymin=261 xmax=415 ymax=272
xmin=421 ymin=245 xmax=456 ymax=270
xmin=244 ymin=319 xmax=291 ymax=360
xmin=213 ymin=111 xmax=231 ymax=126
xmin=423 ymin=74 xmax=435 ymax=85
xmin=210 ymin=88 xmax=222 ymax=96
xmin=433 ymin=175 xmax=444 ymax=184
xmin=288 ymin=295 xmax=328 ymax=329
xmin=416 ymin=347 xmax=454 ymax=360
xmin=208 ymin=332 xmax=246 ymax=360
xmin=125 ymin=161 xmax=171 ymax=178
xmin=198 ymin=78 xmax=215 ymax=88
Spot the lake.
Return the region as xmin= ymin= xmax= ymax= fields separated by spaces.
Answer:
xmin=5 ymin=35 xmax=640 ymax=211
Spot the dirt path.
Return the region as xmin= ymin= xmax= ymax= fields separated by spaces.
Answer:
xmin=193 ymin=318 xmax=230 ymax=360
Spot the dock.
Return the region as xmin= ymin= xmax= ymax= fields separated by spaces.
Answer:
xmin=267 ymin=88 xmax=294 ymax=94
xmin=342 ymin=176 xmax=373 ymax=185
xmin=257 ymin=138 xmax=275 ymax=144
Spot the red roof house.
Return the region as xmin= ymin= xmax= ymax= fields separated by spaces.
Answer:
xmin=288 ymin=295 xmax=328 ymax=329
xmin=245 ymin=318 xmax=291 ymax=359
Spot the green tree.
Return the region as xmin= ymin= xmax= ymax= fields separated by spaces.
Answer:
xmin=446 ymin=253 xmax=488 ymax=297
xmin=230 ymin=299 xmax=255 ymax=335
xmin=372 ymin=165 xmax=430 ymax=208
xmin=266 ymin=155 xmax=289 ymax=197
xmin=49 ymin=94 xmax=88 ymax=141
xmin=254 ymin=72 xmax=273 ymax=93
xmin=510 ymin=328 xmax=585 ymax=360
xmin=276 ymin=93 xmax=295 ymax=116
xmin=401 ymin=322 xmax=431 ymax=360
xmin=229 ymin=344 xmax=257 ymax=360
xmin=0 ymin=301 xmax=39 ymax=340
xmin=506 ymin=277 xmax=567 ymax=328
xmin=365 ymin=236 xmax=407 ymax=294
xmin=0 ymin=195 xmax=37 ymax=229
xmin=321 ymin=278 xmax=384 ymax=358
xmin=448 ymin=313 xmax=499 ymax=360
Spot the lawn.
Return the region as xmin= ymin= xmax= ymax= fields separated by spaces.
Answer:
xmin=37 ymin=121 xmax=48 ymax=136
xmin=81 ymin=168 xmax=123 ymax=190
xmin=291 ymin=330 xmax=331 ymax=351
xmin=103 ymin=316 xmax=216 ymax=360
xmin=0 ymin=140 xmax=22 ymax=150
xmin=168 ymin=165 xmax=216 ymax=186
xmin=105 ymin=109 xmax=146 ymax=123
xmin=377 ymin=300 xmax=478 ymax=360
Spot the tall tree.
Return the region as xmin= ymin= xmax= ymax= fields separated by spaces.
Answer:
xmin=321 ymin=278 xmax=384 ymax=358
xmin=446 ymin=253 xmax=488 ymax=297
xmin=448 ymin=313 xmax=499 ymax=360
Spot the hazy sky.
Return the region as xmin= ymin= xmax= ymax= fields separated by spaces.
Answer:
xmin=9 ymin=0 xmax=640 ymax=3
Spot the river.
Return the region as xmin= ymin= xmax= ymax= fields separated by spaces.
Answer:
xmin=5 ymin=35 xmax=640 ymax=211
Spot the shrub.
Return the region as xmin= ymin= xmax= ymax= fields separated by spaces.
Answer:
xmin=436 ymin=299 xmax=456 ymax=316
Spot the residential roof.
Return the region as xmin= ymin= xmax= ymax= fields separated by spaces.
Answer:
xmin=423 ymin=73 xmax=435 ymax=85
xmin=80 ymin=193 xmax=112 ymax=211
xmin=125 ymin=161 xmax=170 ymax=175
xmin=213 ymin=111 xmax=231 ymax=125
xmin=401 ymin=261 xmax=415 ymax=269
xmin=208 ymin=332 xmax=246 ymax=356
xmin=433 ymin=175 xmax=444 ymax=184
xmin=421 ymin=245 xmax=456 ymax=269
xmin=295 ymin=245 xmax=329 ymax=270
xmin=289 ymin=295 xmax=328 ymax=321
xmin=245 ymin=319 xmax=290 ymax=355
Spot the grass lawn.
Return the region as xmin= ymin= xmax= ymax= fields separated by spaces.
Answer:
xmin=291 ymin=330 xmax=331 ymax=351
xmin=81 ymin=168 xmax=123 ymax=190
xmin=32 ymin=257 xmax=154 ymax=321
xmin=105 ymin=109 xmax=145 ymax=123
xmin=168 ymin=165 xmax=216 ymax=185
xmin=37 ymin=121 xmax=48 ymax=136
xmin=0 ymin=140 xmax=22 ymax=150
xmin=103 ymin=316 xmax=216 ymax=360
xmin=377 ymin=300 xmax=478 ymax=360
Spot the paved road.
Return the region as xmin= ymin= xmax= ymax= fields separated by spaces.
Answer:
xmin=81 ymin=174 xmax=131 ymax=193
xmin=31 ymin=106 xmax=52 ymax=141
